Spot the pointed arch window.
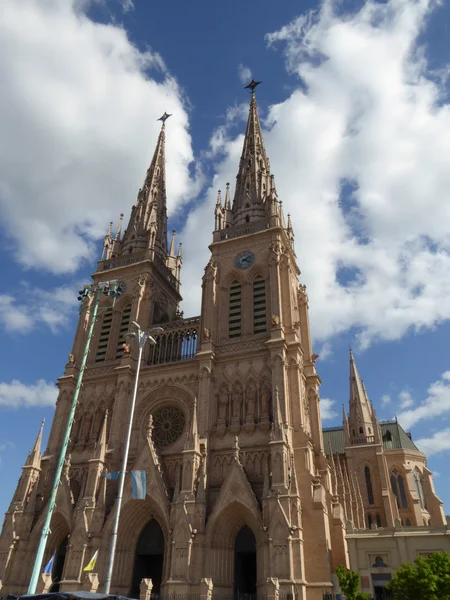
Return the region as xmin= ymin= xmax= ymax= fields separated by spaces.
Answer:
xmin=228 ymin=281 xmax=242 ymax=338
xmin=376 ymin=514 xmax=381 ymax=528
xmin=365 ymin=466 xmax=374 ymax=505
xmin=115 ymin=304 xmax=132 ymax=359
xmin=367 ymin=514 xmax=373 ymax=528
xmin=413 ymin=469 xmax=427 ymax=509
xmin=95 ymin=308 xmax=113 ymax=362
xmin=391 ymin=468 xmax=408 ymax=509
xmin=253 ymin=276 xmax=267 ymax=334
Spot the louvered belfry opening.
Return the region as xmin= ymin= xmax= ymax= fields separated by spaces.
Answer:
xmin=253 ymin=276 xmax=266 ymax=334
xmin=115 ymin=304 xmax=132 ymax=359
xmin=95 ymin=309 xmax=113 ymax=362
xmin=228 ymin=281 xmax=242 ymax=338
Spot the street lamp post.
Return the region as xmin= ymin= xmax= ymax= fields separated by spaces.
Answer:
xmin=103 ymin=322 xmax=163 ymax=595
xmin=27 ymin=280 xmax=125 ymax=595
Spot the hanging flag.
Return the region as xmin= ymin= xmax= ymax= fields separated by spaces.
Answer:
xmin=43 ymin=552 xmax=55 ymax=575
xmin=131 ymin=470 xmax=147 ymax=500
xmin=83 ymin=549 xmax=98 ymax=572
xmin=102 ymin=472 xmax=119 ymax=480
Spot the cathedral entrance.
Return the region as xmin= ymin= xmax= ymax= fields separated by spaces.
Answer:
xmin=130 ymin=519 xmax=165 ymax=599
xmin=49 ymin=535 xmax=68 ymax=592
xmin=234 ymin=526 xmax=257 ymax=598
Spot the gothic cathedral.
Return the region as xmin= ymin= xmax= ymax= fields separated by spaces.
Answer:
xmin=0 ymin=88 xmax=445 ymax=600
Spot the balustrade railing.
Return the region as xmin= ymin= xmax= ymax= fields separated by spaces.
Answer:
xmin=352 ymin=435 xmax=375 ymax=445
xmin=219 ymin=218 xmax=270 ymax=240
xmin=148 ymin=316 xmax=200 ymax=366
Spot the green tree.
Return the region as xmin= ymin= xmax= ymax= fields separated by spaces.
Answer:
xmin=388 ymin=551 xmax=450 ymax=600
xmin=335 ymin=564 xmax=373 ymax=600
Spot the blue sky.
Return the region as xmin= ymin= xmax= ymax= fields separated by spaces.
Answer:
xmin=1 ymin=0 xmax=450 ymax=520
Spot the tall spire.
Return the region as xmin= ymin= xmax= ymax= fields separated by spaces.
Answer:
xmin=348 ymin=350 xmax=374 ymax=444
xmin=232 ymin=83 xmax=272 ymax=225
xmin=122 ymin=114 xmax=170 ymax=261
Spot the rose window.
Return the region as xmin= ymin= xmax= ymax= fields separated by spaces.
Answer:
xmin=152 ymin=406 xmax=185 ymax=447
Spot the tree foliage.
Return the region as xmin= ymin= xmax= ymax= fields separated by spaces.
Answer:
xmin=388 ymin=551 xmax=450 ymax=600
xmin=335 ymin=564 xmax=373 ymax=600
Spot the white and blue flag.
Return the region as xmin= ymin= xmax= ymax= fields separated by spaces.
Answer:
xmin=43 ymin=552 xmax=55 ymax=575
xmin=102 ymin=472 xmax=119 ymax=480
xmin=131 ymin=470 xmax=147 ymax=500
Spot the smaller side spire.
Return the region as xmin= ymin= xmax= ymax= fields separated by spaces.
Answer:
xmin=289 ymin=454 xmax=299 ymax=496
xmin=94 ymin=410 xmax=108 ymax=461
xmin=26 ymin=419 xmax=45 ymax=469
xmin=348 ymin=350 xmax=374 ymax=445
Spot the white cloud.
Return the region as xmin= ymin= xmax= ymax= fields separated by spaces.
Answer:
xmin=415 ymin=428 xmax=450 ymax=456
xmin=398 ymin=371 xmax=450 ymax=429
xmin=398 ymin=390 xmax=414 ymax=409
xmin=0 ymin=380 xmax=57 ymax=408
xmin=321 ymin=398 xmax=338 ymax=420
xmin=317 ymin=342 xmax=332 ymax=361
xmin=381 ymin=394 xmax=391 ymax=407
xmin=0 ymin=283 xmax=79 ymax=334
xmin=0 ymin=0 xmax=199 ymax=274
xmin=179 ymin=0 xmax=450 ymax=348
xmin=238 ymin=64 xmax=252 ymax=85
xmin=0 ymin=441 xmax=15 ymax=467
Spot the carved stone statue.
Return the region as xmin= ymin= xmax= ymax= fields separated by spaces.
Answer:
xmin=203 ymin=327 xmax=211 ymax=340
xmin=260 ymin=386 xmax=271 ymax=418
xmin=217 ymin=388 xmax=228 ymax=422
xmin=68 ymin=353 xmax=75 ymax=365
xmin=232 ymin=386 xmax=243 ymax=420
xmin=246 ymin=382 xmax=257 ymax=418
xmin=271 ymin=315 xmax=280 ymax=328
xmin=122 ymin=342 xmax=131 ymax=355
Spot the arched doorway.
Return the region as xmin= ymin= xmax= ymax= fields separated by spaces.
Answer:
xmin=130 ymin=519 xmax=165 ymax=599
xmin=234 ymin=526 xmax=257 ymax=597
xmin=49 ymin=535 xmax=69 ymax=592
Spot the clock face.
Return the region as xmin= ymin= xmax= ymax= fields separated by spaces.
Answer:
xmin=235 ymin=251 xmax=255 ymax=269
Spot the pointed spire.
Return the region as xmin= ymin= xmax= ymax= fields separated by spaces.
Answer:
xmin=224 ymin=182 xmax=231 ymax=210
xmin=94 ymin=411 xmax=108 ymax=461
xmin=184 ymin=398 xmax=199 ymax=451
xmin=26 ymin=419 xmax=45 ymax=469
xmin=328 ymin=441 xmax=338 ymax=496
xmin=122 ymin=117 xmax=169 ymax=262
xmin=289 ymin=454 xmax=299 ymax=496
xmin=96 ymin=470 xmax=107 ymax=510
xmin=271 ymin=386 xmax=287 ymax=442
xmin=115 ymin=214 xmax=124 ymax=240
xmin=216 ymin=189 xmax=222 ymax=207
xmin=169 ymin=230 xmax=176 ymax=255
xmin=349 ymin=350 xmax=374 ymax=444
xmin=101 ymin=221 xmax=113 ymax=259
xmin=231 ymin=84 xmax=272 ymax=225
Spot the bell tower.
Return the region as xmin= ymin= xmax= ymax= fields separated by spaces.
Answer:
xmin=197 ymin=81 xmax=344 ymax=598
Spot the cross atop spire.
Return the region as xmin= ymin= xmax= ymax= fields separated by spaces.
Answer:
xmin=158 ymin=112 xmax=172 ymax=125
xmin=244 ymin=79 xmax=262 ymax=93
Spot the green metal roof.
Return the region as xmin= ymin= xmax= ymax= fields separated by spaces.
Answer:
xmin=323 ymin=420 xmax=420 ymax=455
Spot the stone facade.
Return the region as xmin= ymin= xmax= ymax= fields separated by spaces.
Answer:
xmin=0 ymin=87 xmax=445 ymax=600
xmin=346 ymin=520 xmax=450 ymax=599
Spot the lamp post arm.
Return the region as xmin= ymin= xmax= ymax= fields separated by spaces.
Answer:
xmin=28 ymin=286 xmax=103 ymax=594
